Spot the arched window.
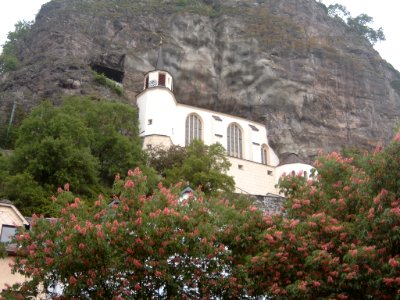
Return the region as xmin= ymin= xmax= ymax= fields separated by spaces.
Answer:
xmin=227 ymin=123 xmax=243 ymax=158
xmin=185 ymin=114 xmax=202 ymax=146
xmin=261 ymin=144 xmax=268 ymax=165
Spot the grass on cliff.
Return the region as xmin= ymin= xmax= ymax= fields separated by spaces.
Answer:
xmin=92 ymin=71 xmax=123 ymax=96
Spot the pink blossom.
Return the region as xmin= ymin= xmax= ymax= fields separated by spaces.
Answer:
xmin=133 ymin=167 xmax=142 ymax=176
xmin=348 ymin=249 xmax=358 ymax=257
xmin=389 ymin=258 xmax=399 ymax=268
xmin=155 ymin=270 xmax=162 ymax=277
xmin=124 ymin=180 xmax=134 ymax=189
xmin=135 ymin=238 xmax=144 ymax=246
xmin=394 ymin=131 xmax=400 ymax=142
xmin=45 ymin=257 xmax=54 ymax=265
xmin=69 ymin=275 xmax=77 ymax=285
xmin=87 ymin=278 xmax=94 ymax=287
xmin=312 ymin=281 xmax=321 ymax=287
xmin=298 ymin=281 xmax=307 ymax=291
xmin=383 ymin=277 xmax=395 ymax=286
xmin=133 ymin=259 xmax=143 ymax=268
xmin=290 ymin=219 xmax=299 ymax=228
xmin=249 ymin=205 xmax=258 ymax=212
xmin=292 ymin=203 xmax=302 ymax=209
xmin=86 ymin=220 xmax=93 ymax=229
xmin=274 ymin=231 xmax=283 ymax=240
xmin=265 ymin=234 xmax=274 ymax=243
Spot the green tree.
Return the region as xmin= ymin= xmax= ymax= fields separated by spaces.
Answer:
xmin=10 ymin=101 xmax=100 ymax=198
xmin=327 ymin=4 xmax=385 ymax=44
xmin=149 ymin=140 xmax=235 ymax=195
xmin=0 ymin=173 xmax=49 ymax=216
xmin=327 ymin=3 xmax=349 ymax=20
xmin=148 ymin=145 xmax=188 ymax=178
xmin=60 ymin=96 xmax=146 ymax=186
xmin=3 ymin=96 xmax=148 ymax=214
xmin=347 ymin=14 xmax=385 ymax=45
xmin=0 ymin=20 xmax=32 ymax=73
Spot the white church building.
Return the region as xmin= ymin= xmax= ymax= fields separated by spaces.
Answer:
xmin=135 ymin=46 xmax=313 ymax=196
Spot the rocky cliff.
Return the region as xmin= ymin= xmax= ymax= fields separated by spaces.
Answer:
xmin=1 ymin=0 xmax=400 ymax=161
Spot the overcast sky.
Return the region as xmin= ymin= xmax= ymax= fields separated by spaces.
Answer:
xmin=0 ymin=0 xmax=399 ymax=71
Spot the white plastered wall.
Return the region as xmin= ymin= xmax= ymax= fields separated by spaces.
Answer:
xmin=136 ymin=86 xmax=289 ymax=195
xmin=0 ymin=204 xmax=29 ymax=290
xmin=275 ymin=163 xmax=315 ymax=185
xmin=136 ymin=88 xmax=177 ymax=139
xmin=228 ymin=157 xmax=278 ymax=195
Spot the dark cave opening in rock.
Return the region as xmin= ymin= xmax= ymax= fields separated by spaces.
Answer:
xmin=91 ymin=64 xmax=124 ymax=83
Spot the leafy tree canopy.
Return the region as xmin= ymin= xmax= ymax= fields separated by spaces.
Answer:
xmin=148 ymin=140 xmax=235 ymax=195
xmin=3 ymin=169 xmax=260 ymax=299
xmin=4 ymin=132 xmax=400 ymax=298
xmin=1 ymin=96 xmax=149 ymax=214
xmin=0 ymin=20 xmax=33 ymax=72
xmin=327 ymin=3 xmax=385 ymax=44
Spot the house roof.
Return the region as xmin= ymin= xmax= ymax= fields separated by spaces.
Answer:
xmin=0 ymin=200 xmax=29 ymax=227
xmin=156 ymin=39 xmax=164 ymax=70
xmin=278 ymin=153 xmax=307 ymax=166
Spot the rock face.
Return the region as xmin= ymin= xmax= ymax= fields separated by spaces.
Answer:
xmin=1 ymin=0 xmax=400 ymax=161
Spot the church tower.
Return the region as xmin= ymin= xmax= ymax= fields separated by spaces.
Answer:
xmin=136 ymin=40 xmax=177 ymax=148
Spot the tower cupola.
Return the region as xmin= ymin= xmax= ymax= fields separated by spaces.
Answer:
xmin=143 ymin=39 xmax=173 ymax=91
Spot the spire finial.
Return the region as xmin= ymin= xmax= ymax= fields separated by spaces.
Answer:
xmin=156 ymin=35 xmax=164 ymax=70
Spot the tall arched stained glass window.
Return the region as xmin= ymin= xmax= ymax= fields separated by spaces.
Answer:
xmin=185 ymin=114 xmax=202 ymax=146
xmin=227 ymin=123 xmax=243 ymax=158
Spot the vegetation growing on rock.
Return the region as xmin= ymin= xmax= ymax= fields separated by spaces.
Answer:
xmin=0 ymin=21 xmax=32 ymax=73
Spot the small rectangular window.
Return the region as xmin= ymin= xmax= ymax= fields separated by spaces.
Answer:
xmin=148 ymin=119 xmax=153 ymax=125
xmin=212 ymin=115 xmax=222 ymax=121
xmin=267 ymin=170 xmax=273 ymax=176
xmin=158 ymin=73 xmax=166 ymax=86
xmin=145 ymin=76 xmax=149 ymax=89
xmin=1 ymin=225 xmax=17 ymax=243
xmin=238 ymin=164 xmax=244 ymax=170
xmin=249 ymin=124 xmax=259 ymax=131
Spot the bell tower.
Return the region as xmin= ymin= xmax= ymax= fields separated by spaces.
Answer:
xmin=143 ymin=38 xmax=173 ymax=91
xmin=136 ymin=38 xmax=177 ymax=149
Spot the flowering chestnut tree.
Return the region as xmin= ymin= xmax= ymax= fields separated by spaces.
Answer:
xmin=2 ymin=168 xmax=261 ymax=299
xmin=242 ymin=135 xmax=400 ymax=299
xmin=3 ymin=135 xmax=400 ymax=299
